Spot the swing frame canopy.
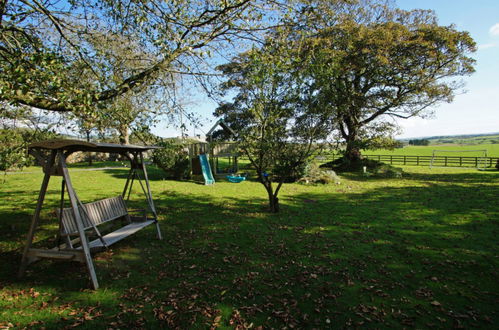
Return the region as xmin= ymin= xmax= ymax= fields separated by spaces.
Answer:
xmin=18 ymin=139 xmax=163 ymax=290
xmin=28 ymin=139 xmax=159 ymax=153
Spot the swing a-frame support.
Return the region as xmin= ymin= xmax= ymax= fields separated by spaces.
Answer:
xmin=18 ymin=139 xmax=163 ymax=289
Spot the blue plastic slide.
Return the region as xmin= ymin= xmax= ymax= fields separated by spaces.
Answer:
xmin=199 ymin=154 xmax=215 ymax=185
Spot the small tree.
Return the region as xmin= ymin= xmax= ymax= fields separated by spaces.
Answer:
xmin=216 ymin=44 xmax=330 ymax=212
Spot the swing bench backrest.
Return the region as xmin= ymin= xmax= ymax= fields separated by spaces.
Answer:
xmin=58 ymin=196 xmax=130 ymax=236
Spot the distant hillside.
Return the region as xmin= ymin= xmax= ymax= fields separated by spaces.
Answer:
xmin=400 ymin=133 xmax=499 ymax=145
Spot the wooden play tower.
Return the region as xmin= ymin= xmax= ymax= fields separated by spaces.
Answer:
xmin=188 ymin=119 xmax=239 ymax=178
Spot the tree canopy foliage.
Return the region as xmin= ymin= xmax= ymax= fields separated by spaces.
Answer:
xmin=213 ymin=0 xmax=476 ymax=210
xmin=283 ymin=0 xmax=476 ymax=160
xmin=0 ymin=0 xmax=270 ymax=118
xmin=0 ymin=0 xmax=477 ymax=181
xmin=408 ymin=139 xmax=430 ymax=146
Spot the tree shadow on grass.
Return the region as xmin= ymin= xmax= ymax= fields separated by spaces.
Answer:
xmin=340 ymin=167 xmax=499 ymax=184
xmin=0 ymin=177 xmax=497 ymax=328
xmin=102 ymin=166 xmax=172 ymax=181
xmin=403 ymin=169 xmax=499 ymax=183
xmin=0 ymin=189 xmax=63 ymax=253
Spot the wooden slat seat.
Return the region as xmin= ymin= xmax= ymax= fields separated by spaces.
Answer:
xmin=58 ymin=196 xmax=130 ymax=236
xmin=85 ymin=220 xmax=154 ymax=249
xmin=57 ymin=195 xmax=152 ymax=250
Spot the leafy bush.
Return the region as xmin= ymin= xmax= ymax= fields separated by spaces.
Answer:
xmin=0 ymin=130 xmax=26 ymax=171
xmin=319 ymin=156 xmax=365 ymax=172
xmin=370 ymin=163 xmax=403 ymax=178
xmin=152 ymin=140 xmax=190 ymax=179
xmin=0 ymin=128 xmax=58 ymax=171
xmin=299 ymin=162 xmax=340 ymax=184
xmin=408 ymin=139 xmax=430 ymax=146
xmin=321 ymin=156 xmax=403 ymax=178
xmin=273 ymin=156 xmax=312 ymax=183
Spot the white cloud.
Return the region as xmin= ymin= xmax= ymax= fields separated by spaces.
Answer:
xmin=478 ymin=43 xmax=497 ymax=50
xmin=489 ymin=23 xmax=499 ymax=36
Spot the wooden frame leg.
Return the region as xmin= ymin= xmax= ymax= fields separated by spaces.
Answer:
xmin=57 ymin=179 xmax=73 ymax=249
xmin=59 ymin=152 xmax=100 ymax=289
xmin=154 ymin=220 xmax=163 ymax=240
xmin=18 ymin=170 xmax=53 ymax=277
xmin=140 ymin=153 xmax=162 ymax=240
xmin=122 ymin=168 xmax=134 ymax=200
xmin=126 ymin=170 xmax=136 ymax=202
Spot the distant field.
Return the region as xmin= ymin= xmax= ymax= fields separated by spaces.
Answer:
xmin=429 ymin=134 xmax=499 ymax=145
xmin=363 ymin=143 xmax=499 ymax=157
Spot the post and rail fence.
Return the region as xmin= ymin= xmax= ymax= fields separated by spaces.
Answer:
xmin=316 ymin=154 xmax=499 ymax=168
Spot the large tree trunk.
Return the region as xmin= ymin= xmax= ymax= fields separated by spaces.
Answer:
xmin=345 ymin=140 xmax=361 ymax=162
xmin=261 ymin=177 xmax=280 ymax=213
xmin=344 ymin=129 xmax=362 ymax=162
xmin=267 ymin=190 xmax=280 ymax=213
xmin=118 ymin=125 xmax=130 ymax=145
xmin=339 ymin=118 xmax=362 ymax=163
xmin=86 ymin=130 xmax=93 ymax=166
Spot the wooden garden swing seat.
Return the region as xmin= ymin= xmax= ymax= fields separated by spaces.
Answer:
xmin=58 ymin=195 xmax=154 ymax=250
xmin=18 ymin=139 xmax=163 ymax=290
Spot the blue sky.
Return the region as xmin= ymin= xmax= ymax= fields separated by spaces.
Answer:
xmin=153 ymin=0 xmax=499 ymax=139
xmin=395 ymin=0 xmax=499 ymax=138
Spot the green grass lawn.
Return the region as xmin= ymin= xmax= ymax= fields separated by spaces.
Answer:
xmin=1 ymin=165 xmax=498 ymax=328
